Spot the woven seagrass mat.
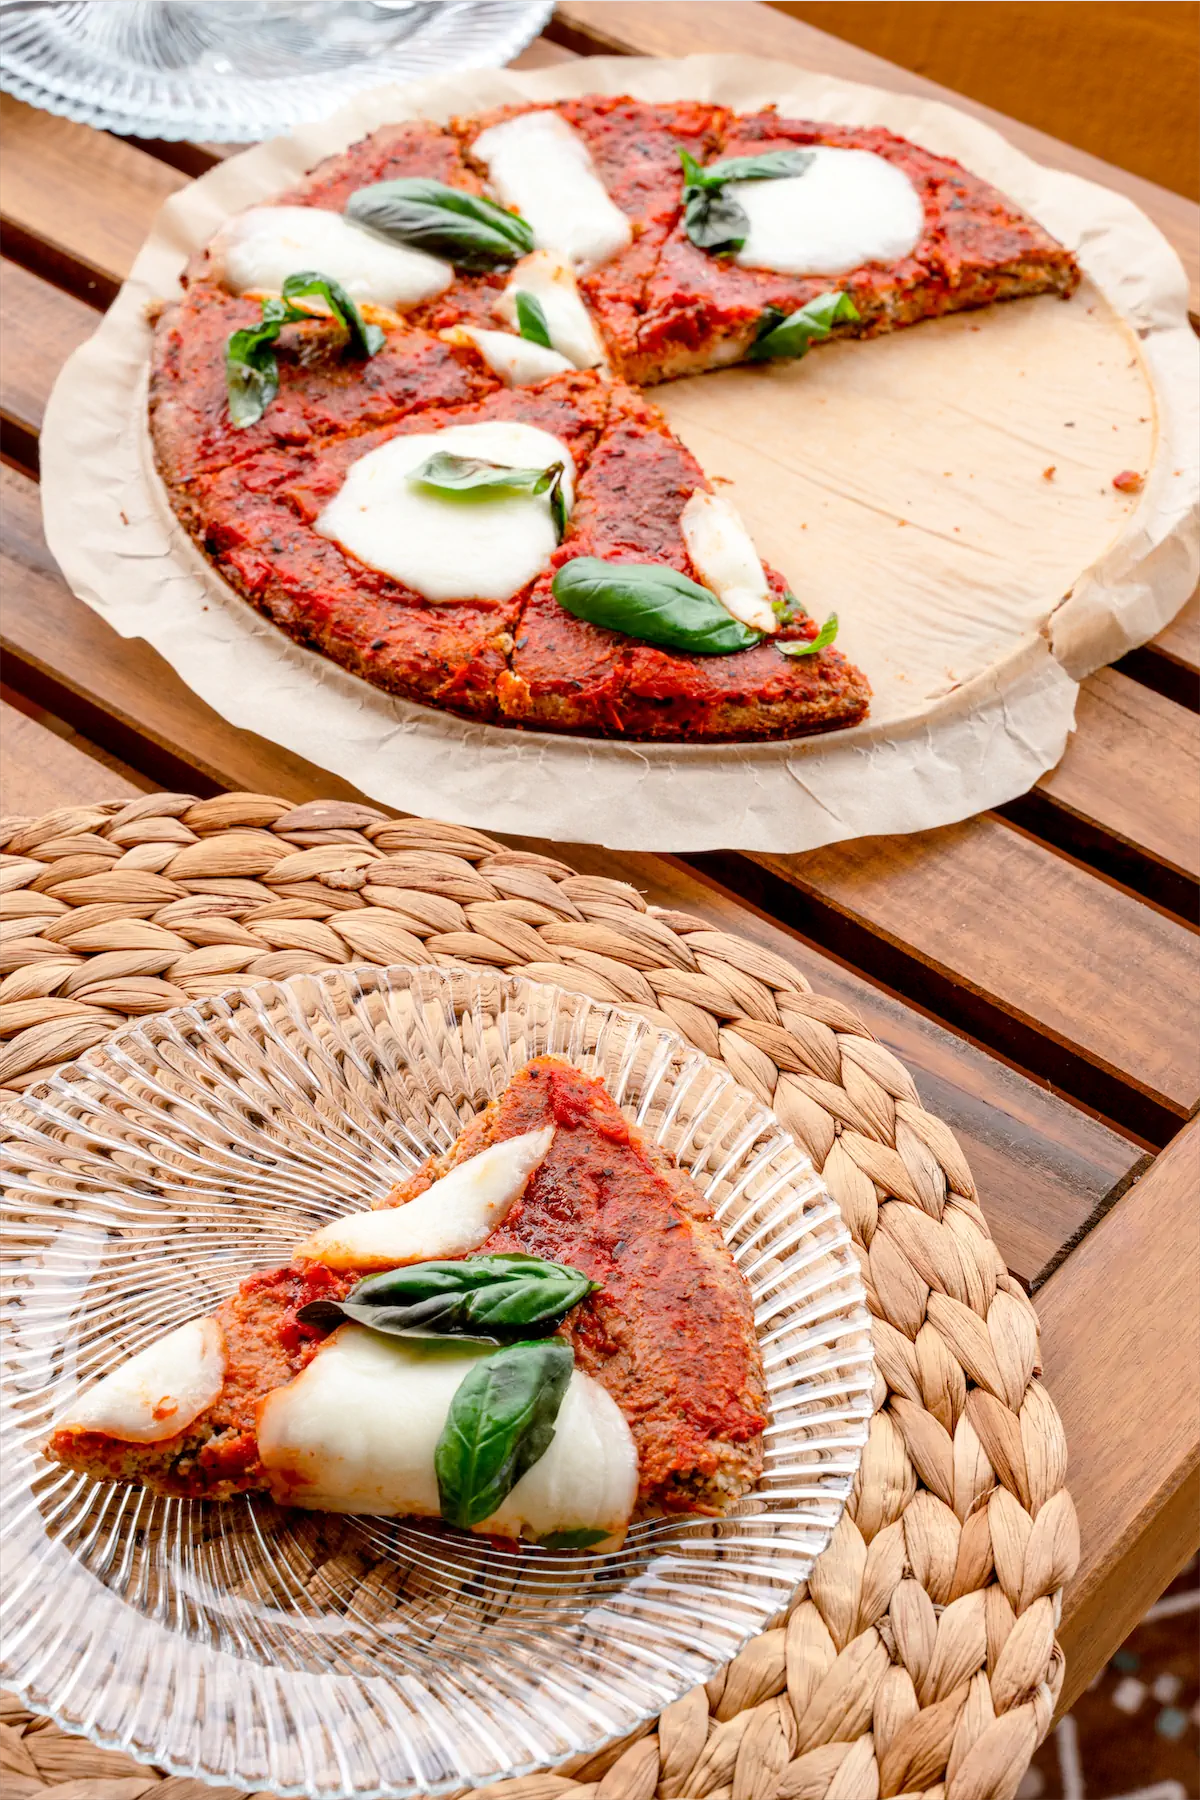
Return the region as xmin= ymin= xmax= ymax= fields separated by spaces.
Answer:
xmin=0 ymin=791 xmax=1081 ymax=1800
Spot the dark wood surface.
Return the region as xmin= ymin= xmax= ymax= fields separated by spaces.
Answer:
xmin=1 ymin=0 xmax=1197 ymax=1704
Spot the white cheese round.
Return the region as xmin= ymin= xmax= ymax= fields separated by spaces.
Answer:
xmin=496 ymin=251 xmax=609 ymax=371
xmin=680 ymin=491 xmax=778 ymax=635
xmin=54 ymin=1316 xmax=225 ymax=1444
xmin=257 ymin=1325 xmax=638 ymax=1544
xmin=315 ymin=421 xmax=576 ymax=603
xmin=471 ymin=112 xmax=632 ymax=270
xmin=730 ymin=147 xmax=924 ymax=277
xmin=443 ymin=326 xmax=573 ymax=386
xmin=211 ymin=204 xmax=453 ymax=309
xmin=295 ymin=1125 xmax=555 ymax=1270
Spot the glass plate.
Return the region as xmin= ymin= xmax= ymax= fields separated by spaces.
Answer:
xmin=0 ymin=0 xmax=555 ymax=141
xmin=0 ymin=965 xmax=872 ymax=1799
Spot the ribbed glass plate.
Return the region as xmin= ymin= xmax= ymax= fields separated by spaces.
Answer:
xmin=0 ymin=0 xmax=554 ymax=141
xmin=0 ymin=965 xmax=872 ymax=1799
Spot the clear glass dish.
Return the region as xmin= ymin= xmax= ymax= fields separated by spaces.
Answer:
xmin=0 ymin=965 xmax=872 ymax=1799
xmin=0 ymin=0 xmax=554 ymax=141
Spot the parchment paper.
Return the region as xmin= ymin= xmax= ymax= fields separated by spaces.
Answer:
xmin=40 ymin=54 xmax=1199 ymax=852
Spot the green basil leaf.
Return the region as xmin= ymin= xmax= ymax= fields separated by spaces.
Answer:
xmin=225 ymin=271 xmax=383 ymax=428
xmin=435 ymin=1338 xmax=574 ymax=1529
xmin=552 ymin=558 xmax=761 ymax=656
xmin=776 ymin=613 xmax=839 ymax=657
xmin=749 ymin=290 xmax=860 ymax=361
xmin=225 ymin=317 xmax=283 ymax=429
xmin=409 ymin=453 xmax=568 ymax=544
xmin=514 ymin=291 xmax=552 ymax=348
xmin=683 ymin=184 xmax=749 ymax=254
xmin=280 ymin=270 xmax=385 ymax=358
xmin=296 ymin=1253 xmax=598 ymax=1343
xmin=346 ymin=178 xmax=534 ymax=270
xmin=701 ymin=148 xmax=816 ymax=186
xmin=536 ymin=1528 xmax=611 ymax=1551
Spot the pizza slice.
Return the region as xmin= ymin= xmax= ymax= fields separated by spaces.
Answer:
xmin=629 ymin=112 xmax=1081 ymax=384
xmin=500 ymin=388 xmax=871 ymax=739
xmin=172 ymin=370 xmax=614 ymax=722
xmin=45 ymin=1058 xmax=768 ymax=1548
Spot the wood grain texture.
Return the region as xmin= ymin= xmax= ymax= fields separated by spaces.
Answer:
xmin=1040 ymin=1117 xmax=1200 ymax=1710
xmin=550 ymin=0 xmax=1200 ymax=308
xmin=0 ymin=461 xmax=1141 ymax=1286
xmin=0 ymin=96 xmax=185 ymax=304
xmin=0 ymin=699 xmax=145 ymax=815
xmin=735 ymin=824 xmax=1200 ymax=1141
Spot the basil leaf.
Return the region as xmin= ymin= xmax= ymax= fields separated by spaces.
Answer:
xmin=225 ymin=272 xmax=383 ymax=428
xmin=515 ymin=291 xmax=552 ymax=348
xmin=280 ymin=270 xmax=385 ymax=358
xmin=776 ymin=613 xmax=839 ymax=657
xmin=553 ymin=558 xmax=761 ymax=656
xmin=702 ymin=148 xmax=816 ymax=186
xmin=346 ymin=178 xmax=534 ymax=270
xmin=683 ymin=184 xmax=750 ymax=254
xmin=536 ymin=1528 xmax=611 ymax=1551
xmin=225 ymin=316 xmax=283 ymax=429
xmin=296 ymin=1253 xmax=597 ymax=1343
xmin=409 ymin=453 xmax=568 ymax=544
xmin=435 ymin=1338 xmax=574 ymax=1529
xmin=679 ymin=147 xmax=815 ymax=254
xmin=679 ymin=146 xmax=815 ymax=190
xmin=749 ymin=290 xmax=860 ymax=361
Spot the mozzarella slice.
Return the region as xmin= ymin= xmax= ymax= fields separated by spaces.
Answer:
xmin=442 ymin=325 xmax=573 ymax=386
xmin=681 ymin=491 xmax=778 ymax=635
xmin=730 ymin=147 xmax=924 ymax=277
xmin=210 ymin=205 xmax=453 ymax=309
xmin=257 ymin=1325 xmax=638 ymax=1544
xmin=295 ymin=1125 xmax=555 ymax=1270
xmin=471 ymin=113 xmax=632 ymax=270
xmin=314 ymin=423 xmax=575 ymax=603
xmin=54 ymin=1316 xmax=225 ymax=1444
xmin=495 ymin=252 xmax=609 ymax=371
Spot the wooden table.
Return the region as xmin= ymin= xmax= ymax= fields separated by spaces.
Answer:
xmin=1 ymin=0 xmax=1197 ymax=1716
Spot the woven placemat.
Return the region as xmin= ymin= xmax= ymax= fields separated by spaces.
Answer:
xmin=0 ymin=791 xmax=1080 ymax=1800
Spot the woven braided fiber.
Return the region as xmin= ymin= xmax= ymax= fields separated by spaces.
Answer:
xmin=0 ymin=791 xmax=1080 ymax=1800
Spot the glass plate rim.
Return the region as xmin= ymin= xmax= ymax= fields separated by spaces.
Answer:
xmin=0 ymin=963 xmax=874 ymax=1797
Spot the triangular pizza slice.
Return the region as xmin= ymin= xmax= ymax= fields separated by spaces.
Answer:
xmin=46 ymin=1058 xmax=767 ymax=1548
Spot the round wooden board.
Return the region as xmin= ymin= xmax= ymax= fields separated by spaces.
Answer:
xmin=0 ymin=791 xmax=1079 ymax=1800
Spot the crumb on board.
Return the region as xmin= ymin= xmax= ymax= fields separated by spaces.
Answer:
xmin=1042 ymin=467 xmax=1056 ymax=482
xmin=1112 ymin=470 xmax=1145 ymax=494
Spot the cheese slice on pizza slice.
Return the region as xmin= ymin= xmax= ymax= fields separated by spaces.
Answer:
xmin=45 ymin=1059 xmax=766 ymax=1547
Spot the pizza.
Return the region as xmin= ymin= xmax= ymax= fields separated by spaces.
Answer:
xmin=149 ymin=94 xmax=1079 ymax=743
xmin=45 ymin=1058 xmax=768 ymax=1547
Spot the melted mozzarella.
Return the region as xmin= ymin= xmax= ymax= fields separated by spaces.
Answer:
xmin=315 ymin=423 xmax=575 ymax=603
xmin=295 ymin=1125 xmax=555 ymax=1270
xmin=211 ymin=205 xmax=453 ymax=308
xmin=471 ymin=113 xmax=632 ymax=270
xmin=55 ymin=1317 xmax=225 ymax=1444
xmin=257 ymin=1325 xmax=637 ymax=1543
xmin=681 ymin=491 xmax=778 ymax=634
xmin=496 ymin=252 xmax=608 ymax=371
xmin=731 ymin=147 xmax=924 ymax=276
xmin=442 ymin=325 xmax=573 ymax=386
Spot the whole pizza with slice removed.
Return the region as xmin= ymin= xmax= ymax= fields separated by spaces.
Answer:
xmin=148 ymin=94 xmax=1079 ymax=743
xmin=46 ymin=1059 xmax=768 ymax=1549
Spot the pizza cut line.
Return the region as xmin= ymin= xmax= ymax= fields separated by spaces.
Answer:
xmin=149 ymin=94 xmax=1080 ymax=743
xmin=46 ymin=1058 xmax=768 ymax=1549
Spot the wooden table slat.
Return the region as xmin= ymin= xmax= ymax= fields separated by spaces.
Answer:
xmin=0 ymin=457 xmax=1144 ymax=1288
xmin=1040 ymin=1115 xmax=1200 ymax=1709
xmin=731 ymin=825 xmax=1199 ymax=1143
